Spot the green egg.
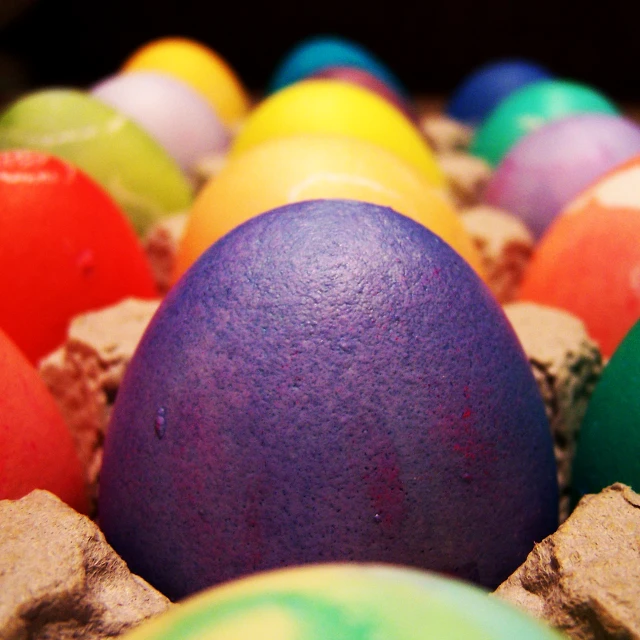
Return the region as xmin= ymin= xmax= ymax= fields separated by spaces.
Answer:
xmin=572 ymin=319 xmax=640 ymax=506
xmin=119 ymin=564 xmax=563 ymax=640
xmin=0 ymin=89 xmax=194 ymax=234
xmin=470 ymin=79 xmax=619 ymax=167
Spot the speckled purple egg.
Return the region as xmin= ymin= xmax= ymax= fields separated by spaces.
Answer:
xmin=483 ymin=113 xmax=640 ymax=238
xmin=98 ymin=199 xmax=558 ymax=601
xmin=91 ymin=71 xmax=230 ymax=177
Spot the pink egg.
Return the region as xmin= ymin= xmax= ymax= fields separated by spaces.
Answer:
xmin=91 ymin=71 xmax=230 ymax=177
xmin=483 ymin=114 xmax=640 ymax=239
xmin=310 ymin=66 xmax=417 ymax=122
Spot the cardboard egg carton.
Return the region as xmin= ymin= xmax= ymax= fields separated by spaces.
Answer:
xmin=38 ymin=298 xmax=161 ymax=511
xmin=461 ymin=205 xmax=535 ymax=304
xmin=18 ymin=102 xmax=627 ymax=640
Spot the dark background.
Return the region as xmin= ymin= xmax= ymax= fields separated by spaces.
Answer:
xmin=0 ymin=0 xmax=637 ymax=104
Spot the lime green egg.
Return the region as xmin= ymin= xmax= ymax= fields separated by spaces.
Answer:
xmin=0 ymin=89 xmax=194 ymax=234
xmin=121 ymin=564 xmax=563 ymax=640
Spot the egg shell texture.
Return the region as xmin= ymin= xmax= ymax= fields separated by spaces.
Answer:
xmin=99 ymin=199 xmax=558 ymax=600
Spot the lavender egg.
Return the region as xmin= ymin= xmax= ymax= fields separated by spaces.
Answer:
xmin=483 ymin=113 xmax=640 ymax=239
xmin=91 ymin=71 xmax=230 ymax=178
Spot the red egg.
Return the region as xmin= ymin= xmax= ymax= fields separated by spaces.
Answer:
xmin=0 ymin=150 xmax=157 ymax=363
xmin=519 ymin=155 xmax=640 ymax=357
xmin=0 ymin=327 xmax=87 ymax=512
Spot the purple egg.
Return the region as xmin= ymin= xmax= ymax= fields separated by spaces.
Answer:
xmin=311 ymin=65 xmax=417 ymax=122
xmin=98 ymin=199 xmax=558 ymax=601
xmin=483 ymin=113 xmax=640 ymax=239
xmin=91 ymin=71 xmax=230 ymax=177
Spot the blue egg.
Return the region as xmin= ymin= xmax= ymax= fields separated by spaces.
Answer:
xmin=268 ymin=35 xmax=406 ymax=97
xmin=446 ymin=59 xmax=553 ymax=126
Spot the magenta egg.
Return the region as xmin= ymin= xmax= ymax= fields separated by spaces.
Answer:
xmin=483 ymin=113 xmax=640 ymax=239
xmin=91 ymin=71 xmax=230 ymax=177
xmin=310 ymin=66 xmax=417 ymax=122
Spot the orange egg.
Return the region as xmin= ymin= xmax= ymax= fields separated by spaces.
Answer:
xmin=174 ymin=135 xmax=483 ymax=282
xmin=519 ymin=155 xmax=640 ymax=357
xmin=0 ymin=327 xmax=87 ymax=512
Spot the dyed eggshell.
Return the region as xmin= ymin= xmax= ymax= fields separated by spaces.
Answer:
xmin=122 ymin=37 xmax=251 ymax=128
xmin=0 ymin=89 xmax=194 ymax=234
xmin=518 ymin=156 xmax=640 ymax=357
xmin=120 ymin=564 xmax=563 ymax=640
xmin=572 ymin=321 xmax=640 ymax=503
xmin=0 ymin=150 xmax=157 ymax=363
xmin=311 ymin=66 xmax=417 ymax=121
xmin=571 ymin=320 xmax=640 ymax=505
xmin=268 ymin=35 xmax=406 ymax=97
xmin=0 ymin=327 xmax=87 ymax=513
xmin=99 ymin=199 xmax=558 ymax=600
xmin=174 ymin=134 xmax=484 ymax=281
xmin=446 ymin=59 xmax=552 ymax=126
xmin=483 ymin=114 xmax=640 ymax=239
xmin=230 ymin=79 xmax=444 ymax=186
xmin=470 ymin=80 xmax=619 ymax=167
xmin=91 ymin=71 xmax=230 ymax=177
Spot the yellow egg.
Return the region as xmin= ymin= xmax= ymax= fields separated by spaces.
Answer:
xmin=230 ymin=79 xmax=445 ymax=186
xmin=122 ymin=37 xmax=251 ymax=128
xmin=174 ymin=134 xmax=483 ymax=282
